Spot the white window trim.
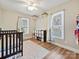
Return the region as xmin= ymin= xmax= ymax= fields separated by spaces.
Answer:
xmin=17 ymin=17 xmax=29 ymax=34
xmin=51 ymin=11 xmax=64 ymax=40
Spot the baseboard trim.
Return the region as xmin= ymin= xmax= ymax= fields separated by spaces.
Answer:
xmin=50 ymin=41 xmax=79 ymax=54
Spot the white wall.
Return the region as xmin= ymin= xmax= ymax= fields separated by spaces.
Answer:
xmin=48 ymin=0 xmax=79 ymax=48
xmin=35 ymin=14 xmax=48 ymax=30
xmin=35 ymin=0 xmax=79 ymax=53
xmin=0 ymin=7 xmax=36 ymax=39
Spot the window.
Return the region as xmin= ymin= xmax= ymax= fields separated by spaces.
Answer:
xmin=51 ymin=11 xmax=64 ymax=40
xmin=17 ymin=17 xmax=29 ymax=34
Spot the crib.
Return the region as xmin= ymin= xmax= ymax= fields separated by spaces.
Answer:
xmin=0 ymin=30 xmax=23 ymax=59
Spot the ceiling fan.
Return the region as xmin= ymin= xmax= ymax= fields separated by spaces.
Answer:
xmin=11 ymin=0 xmax=41 ymax=11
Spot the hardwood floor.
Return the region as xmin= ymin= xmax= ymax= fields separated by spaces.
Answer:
xmin=30 ymin=38 xmax=79 ymax=59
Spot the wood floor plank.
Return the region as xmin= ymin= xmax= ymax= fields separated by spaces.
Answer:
xmin=30 ymin=38 xmax=78 ymax=59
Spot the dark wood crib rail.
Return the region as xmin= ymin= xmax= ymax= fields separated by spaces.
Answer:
xmin=0 ymin=30 xmax=17 ymax=33
xmin=0 ymin=30 xmax=23 ymax=59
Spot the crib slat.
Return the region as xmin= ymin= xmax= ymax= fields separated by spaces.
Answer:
xmin=16 ymin=34 xmax=18 ymax=52
xmin=9 ymin=34 xmax=11 ymax=54
xmin=6 ymin=34 xmax=8 ymax=56
xmin=17 ymin=33 xmax=19 ymax=51
xmin=22 ymin=33 xmax=23 ymax=56
xmin=20 ymin=33 xmax=23 ymax=56
xmin=13 ymin=34 xmax=15 ymax=53
xmin=1 ymin=35 xmax=4 ymax=57
xmin=19 ymin=34 xmax=20 ymax=51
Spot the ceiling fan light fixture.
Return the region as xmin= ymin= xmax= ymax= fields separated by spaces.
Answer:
xmin=20 ymin=0 xmax=39 ymax=11
xmin=28 ymin=6 xmax=38 ymax=11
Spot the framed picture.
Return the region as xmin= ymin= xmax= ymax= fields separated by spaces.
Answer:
xmin=51 ymin=10 xmax=64 ymax=40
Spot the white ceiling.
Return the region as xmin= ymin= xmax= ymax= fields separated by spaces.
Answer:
xmin=0 ymin=0 xmax=69 ymax=16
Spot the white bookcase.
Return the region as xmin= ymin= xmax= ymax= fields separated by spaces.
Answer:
xmin=34 ymin=30 xmax=46 ymax=42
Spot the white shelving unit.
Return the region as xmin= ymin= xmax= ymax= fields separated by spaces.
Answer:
xmin=34 ymin=30 xmax=46 ymax=42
